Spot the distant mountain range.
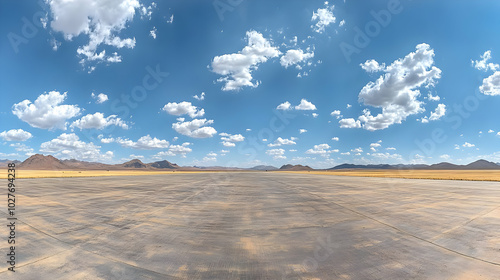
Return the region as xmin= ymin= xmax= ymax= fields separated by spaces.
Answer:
xmin=2 ymin=155 xmax=499 ymax=171
xmin=0 ymin=159 xmax=21 ymax=168
xmin=193 ymin=166 xmax=245 ymax=170
xmin=15 ymin=154 xmax=186 ymax=171
xmin=329 ymin=159 xmax=500 ymax=170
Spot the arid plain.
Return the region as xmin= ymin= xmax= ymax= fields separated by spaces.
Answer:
xmin=4 ymin=169 xmax=500 ymax=181
xmin=1 ymin=172 xmax=500 ymax=279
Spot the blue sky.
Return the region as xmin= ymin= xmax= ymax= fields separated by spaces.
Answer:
xmin=1 ymin=0 xmax=500 ymax=168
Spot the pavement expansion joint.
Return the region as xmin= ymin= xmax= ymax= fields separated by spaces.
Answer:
xmin=264 ymin=177 xmax=500 ymax=268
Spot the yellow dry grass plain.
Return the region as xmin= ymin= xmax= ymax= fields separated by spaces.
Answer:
xmin=2 ymin=169 xmax=499 ymax=181
xmin=281 ymin=170 xmax=500 ymax=182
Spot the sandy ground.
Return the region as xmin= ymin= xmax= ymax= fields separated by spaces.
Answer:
xmin=0 ymin=172 xmax=499 ymax=279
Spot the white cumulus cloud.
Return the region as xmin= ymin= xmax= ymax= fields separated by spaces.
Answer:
xmin=139 ymin=2 xmax=156 ymax=20
xmin=47 ymin=0 xmax=141 ymax=69
xmin=340 ymin=43 xmax=442 ymax=131
xmin=153 ymin=142 xmax=192 ymax=158
xmin=311 ymin=2 xmax=336 ymax=33
xmin=220 ymin=133 xmax=245 ymax=147
xmin=211 ymin=30 xmax=281 ymax=91
xmin=440 ymin=154 xmax=450 ymax=160
xmin=280 ymin=49 xmax=314 ymax=68
xmin=12 ymin=91 xmax=81 ymax=130
xmin=70 ymin=112 xmax=128 ymax=130
xmin=277 ymin=101 xmax=292 ymax=110
xmin=472 ymin=50 xmax=499 ymax=72
xmin=427 ymin=93 xmax=440 ymax=101
xmin=266 ymin=148 xmax=286 ymax=160
xmin=162 ymin=102 xmax=205 ymax=118
xmin=268 ymin=137 xmax=297 ymax=147
xmin=100 ymin=137 xmax=115 ymax=144
xmin=150 ymin=26 xmax=157 ymax=39
xmin=295 ymin=99 xmax=317 ymax=110
xmin=480 ymin=71 xmax=500 ymax=96
xmin=0 ymin=129 xmax=32 ymax=141
xmin=421 ymin=104 xmax=446 ymax=123
xmin=360 ymin=59 xmax=385 ymax=72
xmin=10 ymin=143 xmax=34 ymax=156
xmin=330 ymin=110 xmax=342 ymax=119
xmin=172 ymin=118 xmax=217 ymax=138
xmin=115 ymin=135 xmax=169 ymax=149
xmin=339 ymin=118 xmax=361 ymax=128
xmin=193 ymin=92 xmax=205 ymax=101
xmin=306 ymin=143 xmax=337 ymax=157
xmin=330 ymin=110 xmax=341 ymax=116
xmin=91 ymin=92 xmax=108 ymax=104
xmin=202 ymin=152 xmax=218 ymax=162
xmin=166 ymin=14 xmax=174 ymax=24
xmin=370 ymin=141 xmax=382 ymax=152
xmin=40 ymin=133 xmax=113 ymax=161
xmin=351 ymin=147 xmax=363 ymax=153
xmin=276 ymin=99 xmax=316 ymax=111
xmin=370 ymin=152 xmax=402 ymax=160
xmin=462 ymin=142 xmax=475 ymax=148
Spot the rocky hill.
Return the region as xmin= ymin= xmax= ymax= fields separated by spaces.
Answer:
xmin=19 ymin=154 xmax=68 ymax=170
xmin=121 ymin=159 xmax=148 ymax=169
xmin=279 ymin=164 xmax=314 ymax=171
xmin=17 ymin=155 xmax=181 ymax=170
xmin=149 ymin=160 xmax=179 ymax=169
xmin=249 ymin=165 xmax=278 ymax=171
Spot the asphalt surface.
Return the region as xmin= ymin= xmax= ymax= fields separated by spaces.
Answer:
xmin=1 ymin=172 xmax=500 ymax=279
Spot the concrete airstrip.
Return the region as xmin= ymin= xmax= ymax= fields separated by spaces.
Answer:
xmin=1 ymin=172 xmax=500 ymax=279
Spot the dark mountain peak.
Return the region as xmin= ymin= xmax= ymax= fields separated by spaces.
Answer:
xmin=150 ymin=160 xmax=179 ymax=169
xmin=465 ymin=159 xmax=500 ymax=169
xmin=122 ymin=159 xmax=147 ymax=168
xmin=429 ymin=162 xmax=460 ymax=169
xmin=19 ymin=154 xmax=68 ymax=169
xmin=29 ymin=154 xmax=57 ymax=160
xmin=280 ymin=164 xmax=294 ymax=170
xmin=250 ymin=165 xmax=278 ymax=171
xmin=330 ymin=163 xmax=395 ymax=170
xmin=279 ymin=164 xmax=313 ymax=171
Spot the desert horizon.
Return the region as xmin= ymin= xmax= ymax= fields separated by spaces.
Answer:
xmin=2 ymin=154 xmax=500 ymax=182
xmin=3 ymin=153 xmax=500 ymax=171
